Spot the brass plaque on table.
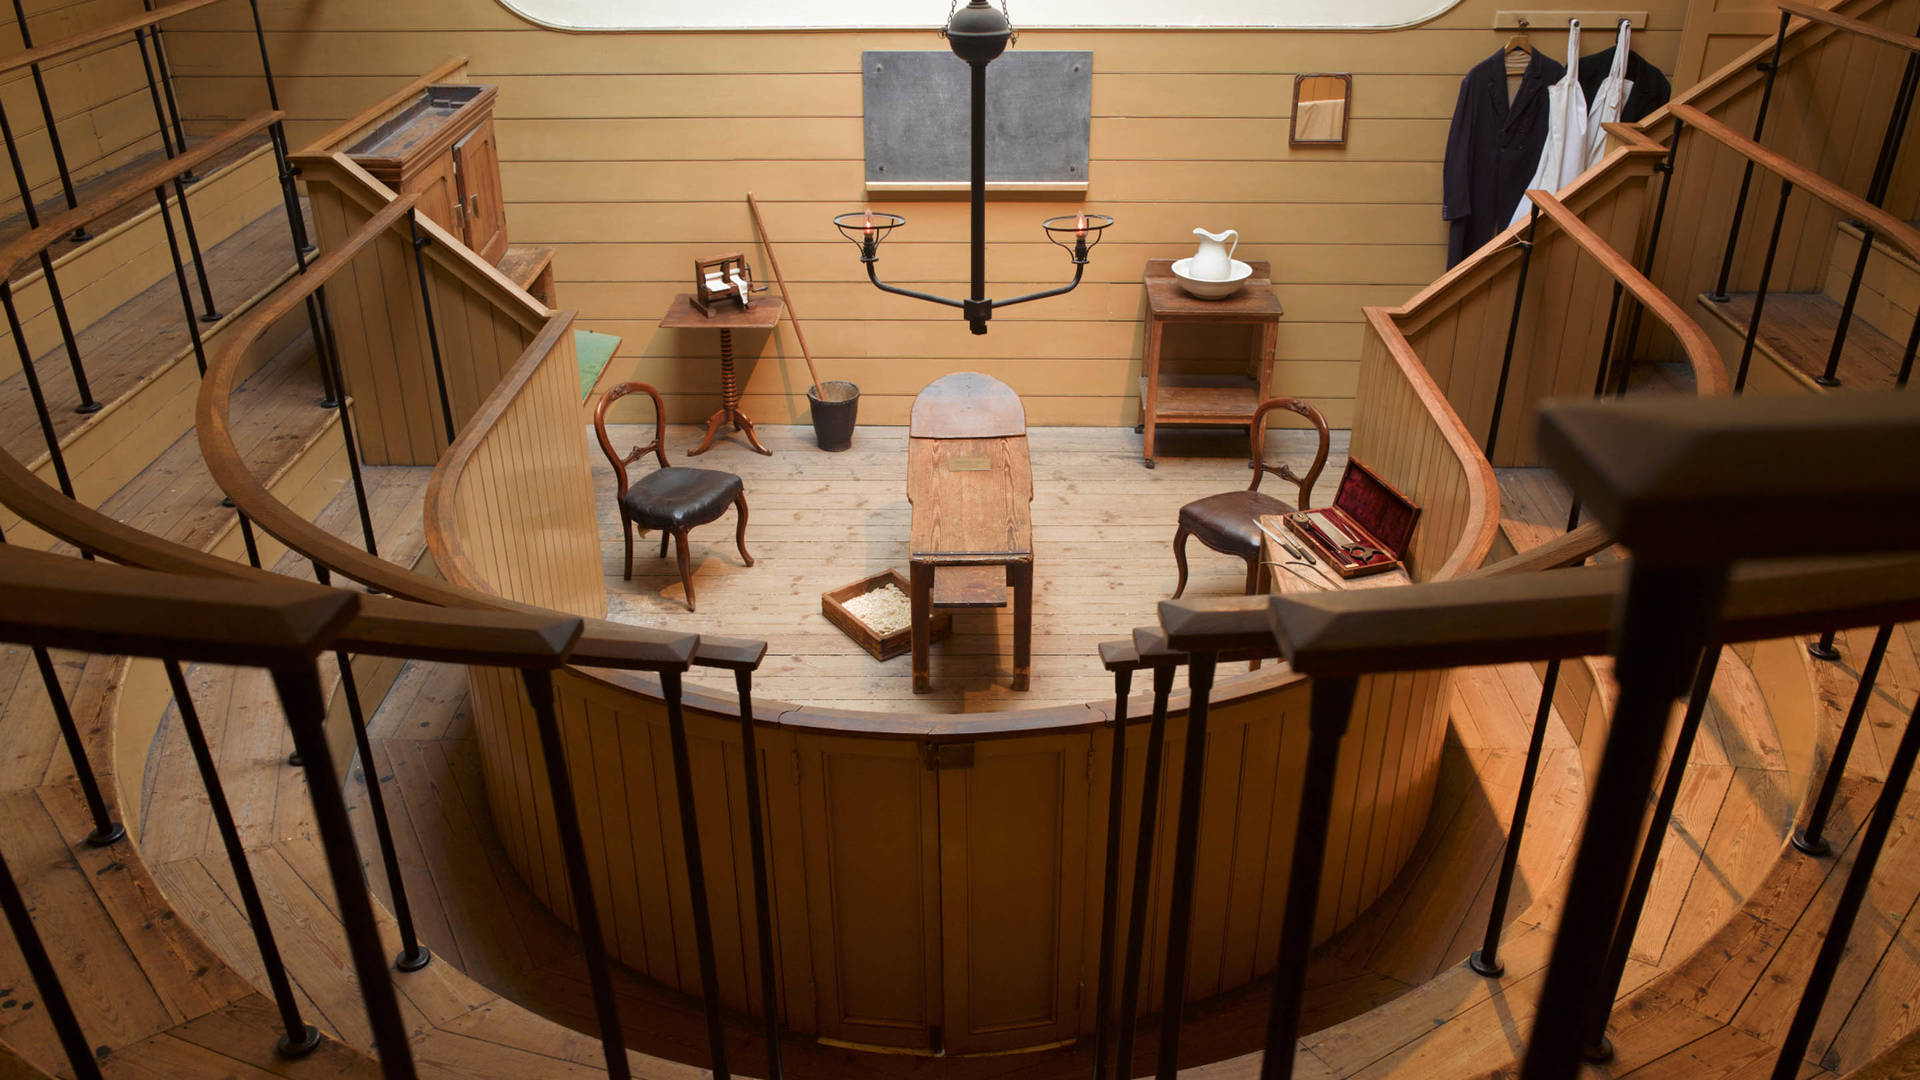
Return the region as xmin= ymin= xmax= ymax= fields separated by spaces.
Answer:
xmin=947 ymin=456 xmax=991 ymax=472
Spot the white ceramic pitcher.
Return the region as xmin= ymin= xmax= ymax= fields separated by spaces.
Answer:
xmin=1190 ymin=227 xmax=1239 ymax=280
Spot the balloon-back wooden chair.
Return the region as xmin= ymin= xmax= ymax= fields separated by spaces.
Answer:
xmin=594 ymin=382 xmax=753 ymax=611
xmin=1171 ymin=397 xmax=1330 ymax=598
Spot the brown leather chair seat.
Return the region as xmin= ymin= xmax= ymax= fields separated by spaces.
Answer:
xmin=1171 ymin=398 xmax=1330 ymax=599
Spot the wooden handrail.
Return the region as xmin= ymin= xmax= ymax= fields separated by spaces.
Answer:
xmin=1672 ymin=103 xmax=1920 ymax=266
xmin=1778 ymin=0 xmax=1920 ymax=55
xmin=0 ymin=110 xmax=283 ymax=286
xmin=0 ymin=0 xmax=225 ymax=76
xmin=1360 ymin=306 xmax=1502 ymax=582
xmin=298 ymin=55 xmax=472 ymax=157
xmin=1526 ymin=189 xmax=1732 ymax=396
xmin=1467 ymin=521 xmax=1615 ymax=577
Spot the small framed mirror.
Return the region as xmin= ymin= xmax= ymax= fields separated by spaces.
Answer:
xmin=1290 ymin=73 xmax=1351 ymax=146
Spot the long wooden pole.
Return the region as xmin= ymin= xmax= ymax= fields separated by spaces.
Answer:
xmin=746 ymin=192 xmax=823 ymax=397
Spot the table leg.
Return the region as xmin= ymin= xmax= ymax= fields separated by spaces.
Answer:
xmin=1010 ymin=561 xmax=1032 ymax=691
xmin=690 ymin=406 xmax=729 ymax=456
xmin=1142 ymin=317 xmax=1165 ymax=468
xmin=732 ymin=411 xmax=773 ymax=455
xmin=689 ymin=328 xmax=774 ymax=457
xmin=911 ymin=562 xmax=934 ymax=694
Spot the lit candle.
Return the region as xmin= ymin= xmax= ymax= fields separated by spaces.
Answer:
xmin=1075 ymin=211 xmax=1087 ymax=237
xmin=864 ymin=210 xmax=875 ymax=239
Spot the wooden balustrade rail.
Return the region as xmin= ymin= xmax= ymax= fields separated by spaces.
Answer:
xmin=1671 ymin=103 xmax=1920 ymax=266
xmin=298 ymin=55 xmax=472 ymax=156
xmin=1777 ymin=0 xmax=1920 ymax=55
xmin=1527 ymin=189 xmax=1732 ymax=396
xmin=0 ymin=0 xmax=225 ymax=77
xmin=0 ymin=110 xmax=284 ymax=286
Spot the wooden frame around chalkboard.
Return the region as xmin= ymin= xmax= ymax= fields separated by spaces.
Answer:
xmin=1290 ymin=73 xmax=1352 ymax=147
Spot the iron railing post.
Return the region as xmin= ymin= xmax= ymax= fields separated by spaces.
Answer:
xmin=8 ymin=0 xmax=83 ymax=238
xmin=1259 ymin=674 xmax=1360 ymax=1080
xmin=1733 ymin=177 xmax=1795 ymax=394
xmin=337 ymin=652 xmax=431 ymax=970
xmin=1793 ymin=623 xmax=1894 ymax=856
xmin=1484 ymin=205 xmax=1538 ymax=460
xmin=155 ymin=184 xmax=209 ymax=374
xmin=313 ymin=287 xmax=380 ymax=557
xmin=408 ymin=212 xmax=458 ymax=445
xmin=163 ymin=660 xmax=321 ymax=1057
xmin=1470 ymin=657 xmax=1560 ymax=977
xmin=133 ymin=27 xmax=220 ymax=324
xmin=1810 ymin=628 xmax=1841 ymax=661
xmin=520 ymin=667 xmax=632 ymax=1080
xmin=1155 ymin=650 xmax=1218 ymax=1079
xmin=663 ymin=667 xmax=732 ymax=1079
xmin=0 ymin=842 xmax=106 ymax=1080
xmin=0 ymin=281 xmax=77 ymax=496
xmin=734 ymin=669 xmax=783 ymax=1079
xmin=1091 ymin=661 xmax=1134 ymax=1080
xmin=1581 ymin=646 xmax=1720 ymax=1062
xmin=1115 ymin=663 xmax=1177 ymax=1077
xmin=32 ymin=646 xmax=126 ymax=846
xmin=1616 ymin=119 xmax=1685 ymax=397
xmin=247 ymin=0 xmax=315 ymax=254
xmin=0 ymin=98 xmax=93 ymax=412
xmin=1710 ymin=12 xmax=1791 ymax=302
xmin=236 ymin=508 xmax=263 ymax=568
xmin=139 ymin=0 xmax=195 ymax=183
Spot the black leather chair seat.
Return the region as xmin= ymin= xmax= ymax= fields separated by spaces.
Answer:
xmin=1177 ymin=489 xmax=1297 ymax=556
xmin=621 ymin=467 xmax=744 ymax=531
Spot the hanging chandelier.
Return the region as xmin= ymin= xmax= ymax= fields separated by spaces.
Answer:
xmin=834 ymin=0 xmax=1113 ymax=335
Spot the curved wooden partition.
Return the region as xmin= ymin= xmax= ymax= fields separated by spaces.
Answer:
xmin=424 ymin=295 xmax=1499 ymax=1053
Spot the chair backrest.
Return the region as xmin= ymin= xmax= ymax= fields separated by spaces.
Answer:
xmin=593 ymin=382 xmax=670 ymax=500
xmin=1248 ymin=397 xmax=1330 ymax=509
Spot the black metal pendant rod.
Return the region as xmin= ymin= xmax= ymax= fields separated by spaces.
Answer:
xmin=1768 ymin=691 xmax=1920 ymax=1080
xmin=1711 ymin=11 xmax=1791 ymax=302
xmin=336 ymin=651 xmax=431 ymax=971
xmin=1470 ymin=657 xmax=1560 ymax=977
xmin=1259 ymin=675 xmax=1360 ymax=1080
xmin=734 ymin=669 xmax=784 ymax=1080
xmin=1155 ymin=651 xmax=1218 ymax=1079
xmin=1091 ymin=661 xmax=1134 ymax=1080
xmin=8 ymin=0 xmax=82 ymax=238
xmin=1793 ymin=623 xmax=1894 ymax=856
xmin=1114 ymin=663 xmax=1177 ymax=1077
xmin=1733 ymin=177 xmax=1794 ymax=394
xmin=0 ymin=100 xmax=96 ymax=414
xmin=1582 ymin=645 xmax=1720 ymax=1062
xmin=1484 ymin=206 xmax=1538 ymax=460
xmin=521 ymin=668 xmax=632 ymax=1080
xmin=163 ymin=659 xmax=321 ymax=1057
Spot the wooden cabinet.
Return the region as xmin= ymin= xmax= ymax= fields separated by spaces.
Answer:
xmin=346 ymin=84 xmax=509 ymax=260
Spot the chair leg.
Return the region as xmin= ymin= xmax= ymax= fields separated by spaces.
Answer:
xmin=1172 ymin=524 xmax=1191 ymax=599
xmin=734 ymin=492 xmax=754 ymax=566
xmin=1244 ymin=553 xmax=1261 ymax=596
xmin=621 ymin=512 xmax=633 ymax=581
xmin=660 ymin=529 xmax=670 ymax=558
xmin=673 ymin=529 xmax=696 ymax=612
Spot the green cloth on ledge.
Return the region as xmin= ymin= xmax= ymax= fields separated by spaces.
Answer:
xmin=574 ymin=328 xmax=620 ymax=401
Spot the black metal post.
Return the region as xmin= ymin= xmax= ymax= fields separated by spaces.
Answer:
xmin=662 ymin=668 xmax=732 ymax=1079
xmin=1733 ymin=177 xmax=1794 ymax=394
xmin=337 ymin=652 xmax=430 ymax=971
xmin=1156 ymin=651 xmax=1218 ymax=1079
xmin=155 ymin=185 xmax=208 ymax=374
xmin=1711 ymin=12 xmax=1791 ymax=302
xmin=1260 ymin=675 xmax=1361 ymax=1080
xmin=1470 ymin=657 xmax=1560 ymax=977
xmin=734 ymin=669 xmax=783 ymax=1080
xmin=1484 ymin=206 xmax=1538 ymax=460
xmin=133 ymin=28 xmax=219 ymax=324
xmin=9 ymin=0 xmax=83 ymax=237
xmin=267 ymin=660 xmax=418 ymax=1080
xmin=407 ymin=212 xmax=458 ymax=445
xmin=965 ymin=59 xmax=989 ymax=335
xmin=520 ymin=667 xmax=631 ymax=1080
xmin=1092 ymin=664 xmax=1134 ymax=1080
xmin=1 ymin=282 xmax=77 ymax=497
xmin=1616 ymin=120 xmax=1685 ymax=398
xmin=1768 ymin=692 xmax=1920 ymax=1080
xmin=1899 ymin=306 xmax=1920 ymax=389
xmin=245 ymin=0 xmax=315 ymax=255
xmin=236 ymin=508 xmax=263 ymax=569
xmin=311 ymin=295 xmax=340 ymax=407
xmin=1582 ymin=646 xmax=1720 ymax=1062
xmin=32 ymin=646 xmax=125 ymax=846
xmin=313 ymin=288 xmax=380 ymax=557
xmin=1114 ymin=664 xmax=1177 ymax=1078
xmin=1810 ymin=628 xmax=1842 ymax=662
xmin=163 ymin=660 xmax=321 ymax=1057
xmin=1816 ymin=40 xmax=1919 ymax=388
xmin=1519 ymin=561 xmax=1728 ymax=1077
xmin=139 ymin=0 xmax=195 ymax=183
xmin=0 ymin=841 xmax=106 ymax=1080
xmin=1793 ymin=624 xmax=1894 ymax=856
xmin=0 ymin=95 xmax=98 ymax=413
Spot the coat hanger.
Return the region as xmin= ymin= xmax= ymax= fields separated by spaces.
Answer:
xmin=1504 ymin=17 xmax=1533 ymax=74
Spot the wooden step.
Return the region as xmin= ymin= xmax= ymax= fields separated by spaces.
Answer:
xmin=1823 ymin=220 xmax=1920 ymax=347
xmin=1696 ymin=290 xmax=1906 ymax=393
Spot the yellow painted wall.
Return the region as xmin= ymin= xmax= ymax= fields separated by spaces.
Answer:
xmin=160 ymin=0 xmax=1692 ymax=426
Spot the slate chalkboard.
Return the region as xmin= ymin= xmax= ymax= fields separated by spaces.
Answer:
xmin=863 ymin=51 xmax=1092 ymax=184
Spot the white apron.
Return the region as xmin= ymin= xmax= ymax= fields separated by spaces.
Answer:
xmin=1585 ymin=21 xmax=1637 ymax=164
xmin=1510 ymin=20 xmax=1589 ymax=227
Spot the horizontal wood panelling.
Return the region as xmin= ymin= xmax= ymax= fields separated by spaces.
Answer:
xmin=160 ymin=0 xmax=1695 ymax=426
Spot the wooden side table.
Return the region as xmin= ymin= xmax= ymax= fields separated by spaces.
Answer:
xmin=1137 ymin=258 xmax=1283 ymax=468
xmin=659 ymin=293 xmax=783 ymax=456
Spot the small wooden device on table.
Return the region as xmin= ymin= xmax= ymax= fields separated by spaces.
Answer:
xmin=906 ymin=373 xmax=1035 ymax=694
xmin=1138 ymin=257 xmax=1284 ymax=468
xmin=658 ymin=290 xmax=783 ymax=456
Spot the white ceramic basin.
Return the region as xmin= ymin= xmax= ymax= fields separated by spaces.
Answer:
xmin=1172 ymin=257 xmax=1253 ymax=299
